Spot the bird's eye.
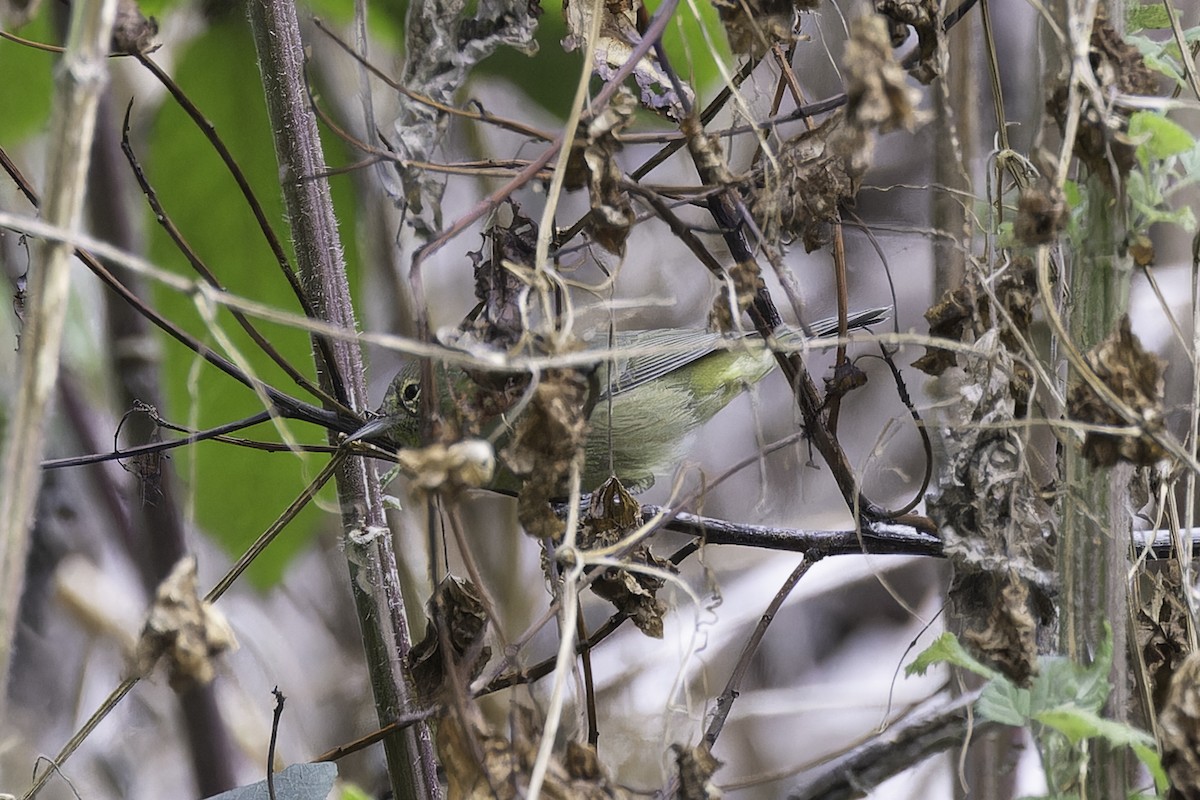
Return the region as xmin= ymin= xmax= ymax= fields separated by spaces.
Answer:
xmin=400 ymin=380 xmax=420 ymax=414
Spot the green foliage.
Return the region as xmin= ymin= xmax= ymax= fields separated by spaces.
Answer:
xmin=1125 ymin=4 xmax=1173 ymax=32
xmin=305 ymin=0 xmax=406 ymax=49
xmin=1130 ymin=112 xmax=1194 ymax=162
xmin=1125 ymin=110 xmax=1200 ymax=233
xmin=146 ymin=18 xmax=357 ymax=586
xmin=1128 ymin=24 xmax=1200 ymax=87
xmin=0 ymin=10 xmax=55 ymax=144
xmin=644 ymin=0 xmax=730 ymax=96
xmin=336 ymin=784 xmax=374 ymax=800
xmin=906 ymin=631 xmax=1001 ymax=681
xmin=909 ymin=626 xmax=1167 ymax=798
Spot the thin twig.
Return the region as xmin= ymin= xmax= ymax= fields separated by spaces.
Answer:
xmin=119 ymin=102 xmax=340 ymax=409
xmin=267 ymin=688 xmax=286 ymax=800
xmin=703 ymin=555 xmax=817 ymax=749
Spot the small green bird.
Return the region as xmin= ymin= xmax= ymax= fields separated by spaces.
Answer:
xmin=351 ymin=307 xmax=889 ymax=492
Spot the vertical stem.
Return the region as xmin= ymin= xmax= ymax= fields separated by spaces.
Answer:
xmin=0 ymin=0 xmax=119 ymax=711
xmin=1060 ymin=175 xmax=1133 ymax=796
xmin=245 ymin=2 xmax=439 ymax=798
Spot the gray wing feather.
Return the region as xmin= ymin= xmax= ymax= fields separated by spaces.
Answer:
xmin=591 ymin=306 xmax=890 ymax=397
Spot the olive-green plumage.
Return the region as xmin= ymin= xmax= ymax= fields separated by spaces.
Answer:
xmin=353 ymin=308 xmax=888 ymax=492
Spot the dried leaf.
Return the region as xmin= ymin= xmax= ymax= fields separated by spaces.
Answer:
xmin=673 ymin=743 xmax=722 ymax=800
xmin=398 ymin=440 xmax=496 ymax=495
xmin=927 ymin=333 xmax=1056 ymax=682
xmin=912 ymin=256 xmax=1036 ymax=409
xmin=1136 ymin=568 xmax=1191 ymax=714
xmin=577 ymin=90 xmax=638 ymax=254
xmin=438 ymin=705 xmax=631 ymax=800
xmin=391 ymin=0 xmax=541 ymax=236
xmin=507 ymin=367 xmax=595 ymax=538
xmin=112 ymin=0 xmax=158 ymax=54
xmin=911 ymin=285 xmax=975 ymax=376
xmin=1045 ymin=10 xmax=1159 ymax=186
xmin=710 ymin=0 xmax=816 ymax=56
xmin=409 ymin=575 xmax=491 ymax=702
xmin=133 ymin=556 xmax=236 ymax=690
xmin=962 ymin=576 xmax=1039 ymax=686
xmin=563 ymin=0 xmax=692 ymax=115
xmin=1067 ymin=316 xmax=1168 ymax=467
xmin=579 ymin=477 xmax=674 ymax=637
xmin=682 ymin=113 xmax=734 ymax=186
xmin=874 ymin=0 xmax=941 ymax=84
xmin=824 ymin=360 xmax=869 ymax=400
xmin=1161 ymin=651 xmax=1200 ymax=800
xmin=1014 ymin=182 xmax=1066 ymax=246
xmin=750 ymin=114 xmax=869 ymax=251
xmin=709 ymin=260 xmax=764 ymax=332
xmin=845 ymin=14 xmax=924 ymax=134
xmin=468 ymin=202 xmax=539 ymax=349
xmin=1129 ymin=232 xmax=1156 ymax=267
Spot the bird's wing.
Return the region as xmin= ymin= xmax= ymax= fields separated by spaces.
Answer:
xmin=595 ymin=329 xmax=731 ymax=396
xmin=586 ymin=306 xmax=891 ymax=398
xmin=806 ymin=306 xmax=891 ymax=338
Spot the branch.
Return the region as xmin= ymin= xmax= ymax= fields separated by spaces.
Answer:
xmin=0 ymin=0 xmax=119 ymax=712
xmin=245 ymin=2 xmax=440 ymax=798
xmin=785 ymin=690 xmax=987 ymax=800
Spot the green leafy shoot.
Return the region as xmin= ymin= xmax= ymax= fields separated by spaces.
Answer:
xmin=1126 ymin=4 xmax=1172 ymax=32
xmin=909 ymin=627 xmax=1165 ymax=797
xmin=1129 ymin=112 xmax=1194 ymax=163
xmin=1122 ymin=111 xmax=1200 ymax=232
xmin=906 ymin=632 xmax=1001 ymax=681
xmin=1128 ymin=27 xmax=1200 ymax=86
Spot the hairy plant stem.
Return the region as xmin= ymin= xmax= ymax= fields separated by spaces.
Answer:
xmin=0 ymin=0 xmax=118 ymax=712
xmin=1061 ymin=174 xmax=1134 ymax=797
xmin=245 ymin=2 xmax=439 ymax=798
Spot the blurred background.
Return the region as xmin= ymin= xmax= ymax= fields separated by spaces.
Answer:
xmin=2 ymin=1 xmax=1197 ymax=798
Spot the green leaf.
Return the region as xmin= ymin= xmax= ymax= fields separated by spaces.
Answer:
xmin=906 ymin=633 xmax=1002 ymax=680
xmin=0 ymin=9 xmax=55 ymax=144
xmin=336 ymin=784 xmax=374 ymax=800
xmin=978 ymin=678 xmax=1030 ymax=727
xmin=1034 ymin=706 xmax=1105 ymax=745
xmin=1078 ymin=623 xmax=1114 ymax=707
xmin=1131 ymin=742 xmax=1169 ymax=796
xmin=146 ymin=19 xmax=348 ymax=586
xmin=1062 ymin=180 xmax=1082 ymax=209
xmin=1129 ymin=111 xmax=1196 ymax=161
xmin=645 ymin=0 xmax=730 ymax=95
xmin=1027 ymin=657 xmax=1103 ymax=716
xmin=1031 ymin=705 xmax=1164 ymax=793
xmin=1128 ymin=34 xmax=1186 ymax=84
xmin=1126 ymin=4 xmax=1172 ymax=31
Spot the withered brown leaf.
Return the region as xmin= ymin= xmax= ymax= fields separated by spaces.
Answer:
xmin=1067 ymin=316 xmax=1167 ymax=467
xmin=133 ymin=556 xmax=236 ymax=691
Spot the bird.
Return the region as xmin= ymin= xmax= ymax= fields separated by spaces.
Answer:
xmin=349 ymin=307 xmax=889 ymax=492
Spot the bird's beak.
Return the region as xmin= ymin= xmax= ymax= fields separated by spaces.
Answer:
xmin=345 ymin=415 xmax=394 ymax=446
